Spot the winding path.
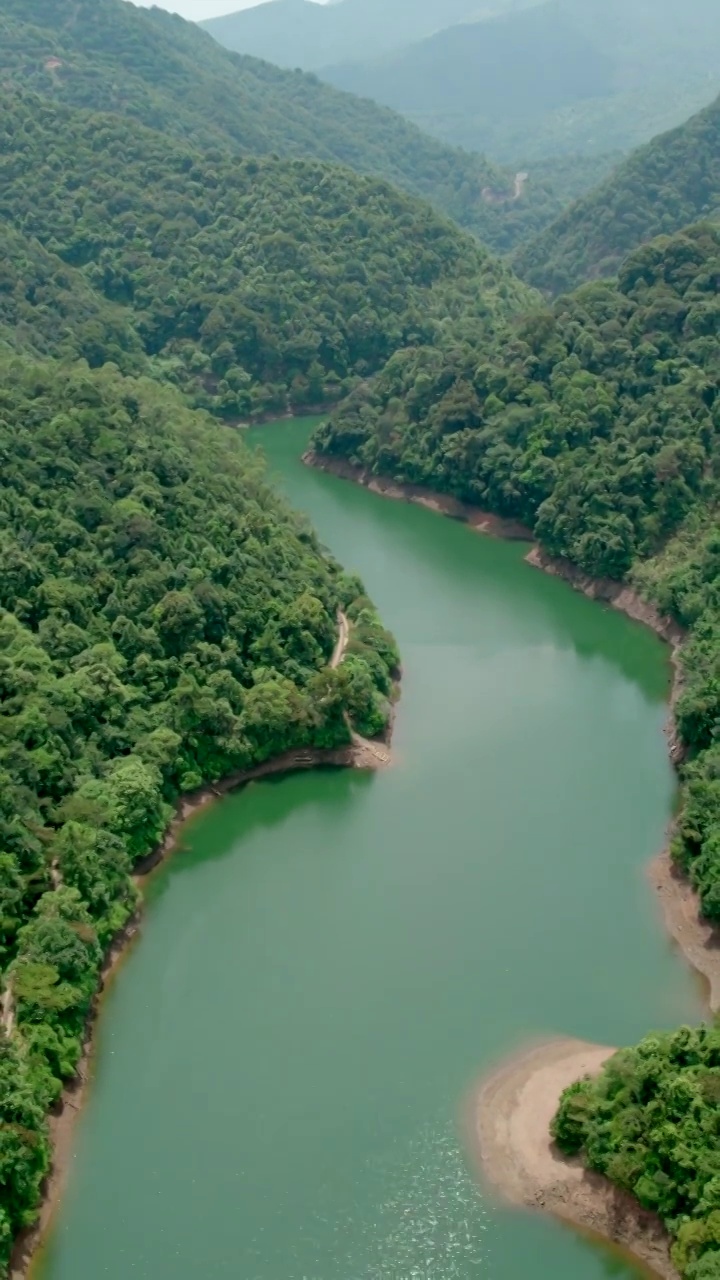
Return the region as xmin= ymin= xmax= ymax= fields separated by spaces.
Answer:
xmin=1 ymin=980 xmax=14 ymax=1039
xmin=332 ymin=610 xmax=392 ymax=766
xmin=331 ymin=610 xmax=349 ymax=669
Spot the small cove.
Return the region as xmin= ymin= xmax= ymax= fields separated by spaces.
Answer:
xmin=34 ymin=416 xmax=700 ymax=1280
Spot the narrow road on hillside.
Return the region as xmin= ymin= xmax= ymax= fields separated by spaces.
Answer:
xmin=513 ymin=171 xmax=528 ymax=199
xmin=1 ymin=982 xmax=14 ymax=1039
xmin=331 ymin=609 xmax=349 ymax=669
xmin=330 ymin=610 xmax=391 ymax=766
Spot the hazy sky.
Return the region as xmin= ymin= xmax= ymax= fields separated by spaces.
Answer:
xmin=138 ymin=0 xmax=326 ymax=18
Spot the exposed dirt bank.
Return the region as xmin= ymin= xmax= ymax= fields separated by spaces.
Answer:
xmin=303 ymin=452 xmax=532 ymax=540
xmin=650 ymin=851 xmax=720 ymax=1014
xmin=472 ymin=1038 xmax=678 ymax=1280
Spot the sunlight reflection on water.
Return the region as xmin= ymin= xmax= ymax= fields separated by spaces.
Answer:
xmin=325 ymin=1119 xmax=491 ymax=1279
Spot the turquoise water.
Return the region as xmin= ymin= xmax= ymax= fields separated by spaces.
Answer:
xmin=36 ymin=417 xmax=698 ymax=1280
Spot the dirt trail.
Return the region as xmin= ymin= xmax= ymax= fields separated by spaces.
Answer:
xmin=330 ymin=609 xmax=392 ymax=765
xmin=513 ymin=171 xmax=528 ymax=199
xmin=331 ymin=609 xmax=349 ymax=669
xmin=1 ymin=980 xmax=14 ymax=1039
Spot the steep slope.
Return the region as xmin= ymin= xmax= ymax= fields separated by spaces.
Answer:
xmin=0 ymin=89 xmax=534 ymax=421
xmin=321 ymin=0 xmax=720 ymax=162
xmin=514 ymin=94 xmax=720 ymax=294
xmin=0 ymin=0 xmax=562 ymax=255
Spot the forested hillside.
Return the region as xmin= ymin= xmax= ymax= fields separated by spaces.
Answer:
xmin=323 ymin=3 xmax=614 ymax=147
xmin=515 ymin=93 xmax=720 ymax=294
xmin=0 ymin=91 xmax=534 ymax=420
xmin=311 ymin=223 xmax=720 ymax=1273
xmin=0 ymin=0 xmax=567 ymax=255
xmin=313 ymin=223 xmax=719 ymax=578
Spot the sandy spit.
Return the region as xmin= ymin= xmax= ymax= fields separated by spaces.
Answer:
xmin=472 ymin=1038 xmax=678 ymax=1280
xmin=10 ymin=733 xmax=391 ymax=1280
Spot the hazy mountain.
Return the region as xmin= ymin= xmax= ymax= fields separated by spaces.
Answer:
xmin=323 ymin=4 xmax=613 ymax=138
xmin=320 ymin=0 xmax=720 ymax=161
xmin=513 ymin=92 xmax=720 ymax=293
xmin=200 ymin=0 xmax=532 ymax=70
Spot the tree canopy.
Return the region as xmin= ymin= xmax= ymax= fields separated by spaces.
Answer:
xmin=0 ymin=0 xmax=574 ymax=256
xmin=554 ymin=1026 xmax=720 ymax=1279
xmin=0 ymin=89 xmax=534 ymax=423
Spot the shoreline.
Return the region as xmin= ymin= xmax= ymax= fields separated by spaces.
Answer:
xmin=524 ymin=548 xmax=720 ymax=1013
xmin=470 ymin=1038 xmax=678 ymax=1280
xmin=305 ymin=452 xmax=720 ymax=1007
xmin=11 ymin=732 xmax=392 ymax=1280
xmin=303 ymin=452 xmax=532 ymax=540
xmin=305 ymin=451 xmax=720 ymax=1268
xmin=16 ymin=455 xmax=713 ymax=1277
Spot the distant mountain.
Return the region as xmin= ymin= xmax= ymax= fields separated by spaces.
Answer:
xmin=513 ymin=92 xmax=720 ymax=294
xmin=324 ymin=4 xmax=613 ymax=138
xmin=200 ymin=0 xmax=530 ymax=71
xmin=320 ymin=0 xmax=720 ymax=162
xmin=0 ymin=0 xmax=569 ymax=256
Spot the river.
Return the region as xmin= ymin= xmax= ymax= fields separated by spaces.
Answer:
xmin=35 ymin=416 xmax=700 ymax=1280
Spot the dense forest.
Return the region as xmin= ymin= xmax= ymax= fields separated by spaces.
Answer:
xmin=515 ymin=93 xmax=720 ymax=294
xmin=313 ymin=223 xmax=719 ymax=578
xmin=0 ymin=90 xmax=535 ymax=421
xmin=1 ymin=0 xmax=719 ymax=1271
xmin=0 ymin=0 xmax=574 ymax=256
xmin=312 ymin=222 xmax=720 ymax=1272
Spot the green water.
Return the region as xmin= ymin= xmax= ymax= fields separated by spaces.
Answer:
xmin=37 ymin=417 xmax=699 ymax=1280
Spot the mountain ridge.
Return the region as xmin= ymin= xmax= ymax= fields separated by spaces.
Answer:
xmin=0 ymin=0 xmax=569 ymax=255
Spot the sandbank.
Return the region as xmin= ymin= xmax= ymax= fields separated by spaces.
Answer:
xmin=472 ymin=1038 xmax=678 ymax=1280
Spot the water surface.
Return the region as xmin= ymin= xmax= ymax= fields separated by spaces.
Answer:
xmin=37 ymin=416 xmax=699 ymax=1280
